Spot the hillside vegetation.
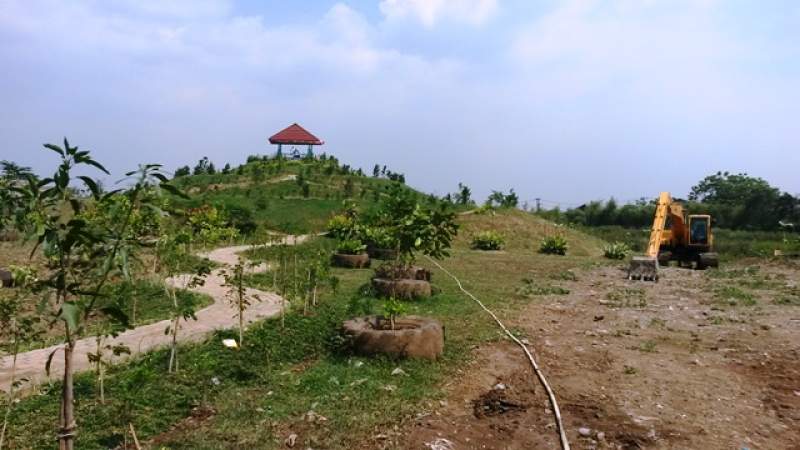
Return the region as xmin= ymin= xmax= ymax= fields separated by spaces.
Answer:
xmin=170 ymin=155 xmax=429 ymax=235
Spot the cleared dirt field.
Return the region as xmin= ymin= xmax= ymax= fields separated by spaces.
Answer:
xmin=404 ymin=262 xmax=800 ymax=450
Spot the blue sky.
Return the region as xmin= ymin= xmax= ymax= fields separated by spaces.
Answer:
xmin=1 ymin=0 xmax=798 ymax=207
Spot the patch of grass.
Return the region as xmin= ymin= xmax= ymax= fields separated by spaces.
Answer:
xmin=648 ymin=318 xmax=666 ymax=329
xmin=605 ymin=287 xmax=647 ymax=308
xmin=2 ymin=280 xmax=212 ymax=354
xmin=516 ymin=278 xmax=570 ymax=297
xmin=623 ymin=365 xmax=638 ymax=375
xmin=713 ymin=285 xmax=756 ymax=306
xmin=4 ymin=214 xmax=605 ymax=449
xmin=637 ymin=340 xmax=657 ymax=353
xmin=549 ymin=270 xmax=578 ymax=282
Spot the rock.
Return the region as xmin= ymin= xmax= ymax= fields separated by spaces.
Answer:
xmin=578 ymin=427 xmax=592 ymax=437
xmin=493 ymin=383 xmax=507 ymax=391
xmin=285 ymin=433 xmax=298 ymax=447
xmin=593 ymin=315 xmax=604 ymax=322
xmin=596 ymin=432 xmax=605 ymax=441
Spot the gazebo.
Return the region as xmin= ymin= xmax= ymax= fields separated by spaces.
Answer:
xmin=268 ymin=123 xmax=324 ymax=159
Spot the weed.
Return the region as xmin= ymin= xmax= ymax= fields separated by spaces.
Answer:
xmin=605 ymin=287 xmax=647 ymax=308
xmin=623 ymin=365 xmax=638 ymax=375
xmin=549 ymin=270 xmax=578 ymax=282
xmin=516 ymin=279 xmax=570 ymax=297
xmin=603 ymin=242 xmax=631 ymax=260
xmin=539 ymin=235 xmax=568 ymax=255
xmin=648 ymin=318 xmax=666 ymax=329
xmin=713 ymin=286 xmax=756 ymax=306
xmin=637 ymin=340 xmax=657 ymax=353
xmin=471 ymin=231 xmax=505 ymax=251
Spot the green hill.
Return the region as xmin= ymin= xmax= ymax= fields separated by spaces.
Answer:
xmin=170 ymin=155 xmax=429 ymax=234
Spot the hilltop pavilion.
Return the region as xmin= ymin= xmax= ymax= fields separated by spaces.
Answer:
xmin=268 ymin=123 xmax=324 ymax=159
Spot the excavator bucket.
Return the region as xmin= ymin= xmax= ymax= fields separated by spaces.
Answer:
xmin=628 ymin=256 xmax=659 ymax=281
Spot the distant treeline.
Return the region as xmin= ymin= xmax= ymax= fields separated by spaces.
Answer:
xmin=537 ymin=172 xmax=800 ymax=232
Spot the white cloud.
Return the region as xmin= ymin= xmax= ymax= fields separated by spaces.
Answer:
xmin=379 ymin=0 xmax=497 ymax=27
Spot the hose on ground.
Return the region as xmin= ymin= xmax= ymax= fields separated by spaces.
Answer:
xmin=425 ymin=256 xmax=571 ymax=450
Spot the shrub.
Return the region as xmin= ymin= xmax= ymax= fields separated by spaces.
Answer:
xmin=603 ymin=242 xmax=631 ymax=260
xmin=471 ymin=230 xmax=505 ymax=250
xmin=337 ymin=239 xmax=366 ymax=255
xmin=327 ymin=214 xmax=354 ymax=239
xmin=539 ymin=235 xmax=568 ymax=255
xmin=363 ymin=226 xmax=398 ymax=249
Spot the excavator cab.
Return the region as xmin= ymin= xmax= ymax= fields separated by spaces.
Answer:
xmin=688 ymin=216 xmax=710 ymax=246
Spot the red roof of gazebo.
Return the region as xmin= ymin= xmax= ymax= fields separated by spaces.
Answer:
xmin=268 ymin=123 xmax=324 ymax=145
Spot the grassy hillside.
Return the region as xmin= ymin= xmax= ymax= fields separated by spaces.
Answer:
xmin=171 ymin=157 xmax=430 ymax=235
xmin=2 ymin=210 xmax=607 ymax=449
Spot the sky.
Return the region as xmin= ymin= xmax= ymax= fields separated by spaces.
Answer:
xmin=1 ymin=0 xmax=798 ymax=207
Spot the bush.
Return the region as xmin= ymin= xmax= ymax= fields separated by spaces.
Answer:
xmin=603 ymin=242 xmax=631 ymax=260
xmin=327 ymin=214 xmax=354 ymax=239
xmin=539 ymin=235 xmax=568 ymax=255
xmin=337 ymin=239 xmax=366 ymax=255
xmin=363 ymin=226 xmax=397 ymax=249
xmin=471 ymin=230 xmax=505 ymax=250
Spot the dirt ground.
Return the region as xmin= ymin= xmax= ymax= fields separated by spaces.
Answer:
xmin=403 ymin=262 xmax=800 ymax=450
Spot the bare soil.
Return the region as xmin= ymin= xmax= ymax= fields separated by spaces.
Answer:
xmin=403 ymin=263 xmax=800 ymax=450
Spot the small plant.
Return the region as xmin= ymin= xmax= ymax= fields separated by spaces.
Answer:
xmin=623 ymin=365 xmax=638 ymax=375
xmin=516 ymin=278 xmax=570 ymax=297
xmin=471 ymin=230 xmax=505 ymax=251
xmin=550 ymin=270 xmax=578 ymax=282
xmin=603 ymin=242 xmax=630 ymax=260
xmin=539 ymin=235 xmax=568 ymax=255
xmin=327 ymin=214 xmax=354 ymax=239
xmin=363 ymin=226 xmax=397 ymax=249
xmin=605 ymin=287 xmax=647 ymax=308
xmin=713 ymin=286 xmax=756 ymax=306
xmin=382 ymin=298 xmax=407 ymax=330
xmin=337 ymin=239 xmax=366 ymax=255
xmin=637 ymin=340 xmax=657 ymax=353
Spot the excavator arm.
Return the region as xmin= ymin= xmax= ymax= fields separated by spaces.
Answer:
xmin=629 ymin=192 xmax=672 ymax=281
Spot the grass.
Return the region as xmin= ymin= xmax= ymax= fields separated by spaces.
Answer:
xmin=578 ymin=225 xmax=800 ymax=261
xmin=2 ymin=210 xmax=605 ymax=449
xmin=1 ymin=280 xmax=212 ymax=354
xmin=171 ymin=159 xmax=431 ymax=235
xmin=713 ymin=285 xmax=756 ymax=306
xmin=605 ymin=287 xmax=647 ymax=308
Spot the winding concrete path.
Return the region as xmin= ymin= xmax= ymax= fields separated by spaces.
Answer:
xmin=0 ymin=235 xmax=306 ymax=392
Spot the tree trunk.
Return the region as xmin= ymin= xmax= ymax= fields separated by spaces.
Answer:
xmin=59 ymin=340 xmax=76 ymax=450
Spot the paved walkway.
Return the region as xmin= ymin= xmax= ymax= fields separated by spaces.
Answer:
xmin=0 ymin=235 xmax=306 ymax=392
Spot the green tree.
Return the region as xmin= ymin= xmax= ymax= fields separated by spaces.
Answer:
xmin=20 ymin=139 xmax=178 ymax=450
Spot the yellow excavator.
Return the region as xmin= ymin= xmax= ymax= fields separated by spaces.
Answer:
xmin=628 ymin=192 xmax=719 ymax=281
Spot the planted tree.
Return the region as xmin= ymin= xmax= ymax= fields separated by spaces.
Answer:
xmin=0 ymin=266 xmax=41 ymax=449
xmin=222 ymin=261 xmax=260 ymax=346
xmin=18 ymin=139 xmax=178 ymax=450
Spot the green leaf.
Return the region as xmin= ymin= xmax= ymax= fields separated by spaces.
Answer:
xmin=59 ymin=302 xmax=80 ymax=332
xmin=43 ymin=143 xmax=64 ymax=157
xmin=78 ymin=176 xmax=101 ymax=199
xmin=82 ymin=158 xmax=110 ymax=175
xmin=100 ymin=305 xmax=131 ymax=329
